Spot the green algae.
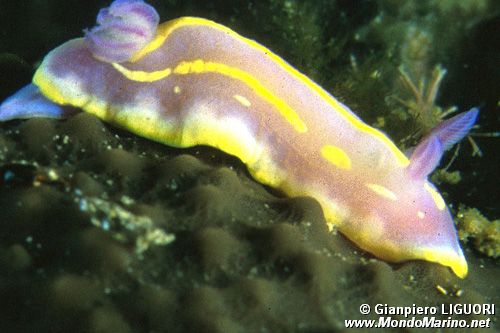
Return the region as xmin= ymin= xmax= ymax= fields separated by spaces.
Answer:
xmin=457 ymin=207 xmax=500 ymax=258
xmin=0 ymin=1 xmax=498 ymax=332
xmin=431 ymin=169 xmax=462 ymax=185
xmin=340 ymin=0 xmax=497 ymax=145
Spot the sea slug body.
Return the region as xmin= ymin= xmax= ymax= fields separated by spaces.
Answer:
xmin=0 ymin=0 xmax=479 ymax=278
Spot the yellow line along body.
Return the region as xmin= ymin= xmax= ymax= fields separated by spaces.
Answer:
xmin=0 ymin=0 xmax=479 ymax=278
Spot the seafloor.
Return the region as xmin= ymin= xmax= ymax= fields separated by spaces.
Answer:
xmin=0 ymin=1 xmax=498 ymax=332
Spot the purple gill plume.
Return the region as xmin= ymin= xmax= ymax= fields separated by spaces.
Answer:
xmin=84 ymin=0 xmax=159 ymax=63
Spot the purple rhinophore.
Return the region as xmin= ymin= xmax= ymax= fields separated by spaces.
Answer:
xmin=428 ymin=107 xmax=479 ymax=150
xmin=84 ymin=0 xmax=159 ymax=63
xmin=407 ymin=136 xmax=443 ymax=179
xmin=407 ymin=108 xmax=479 ymax=179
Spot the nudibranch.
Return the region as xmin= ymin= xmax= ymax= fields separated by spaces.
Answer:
xmin=0 ymin=0 xmax=479 ymax=278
